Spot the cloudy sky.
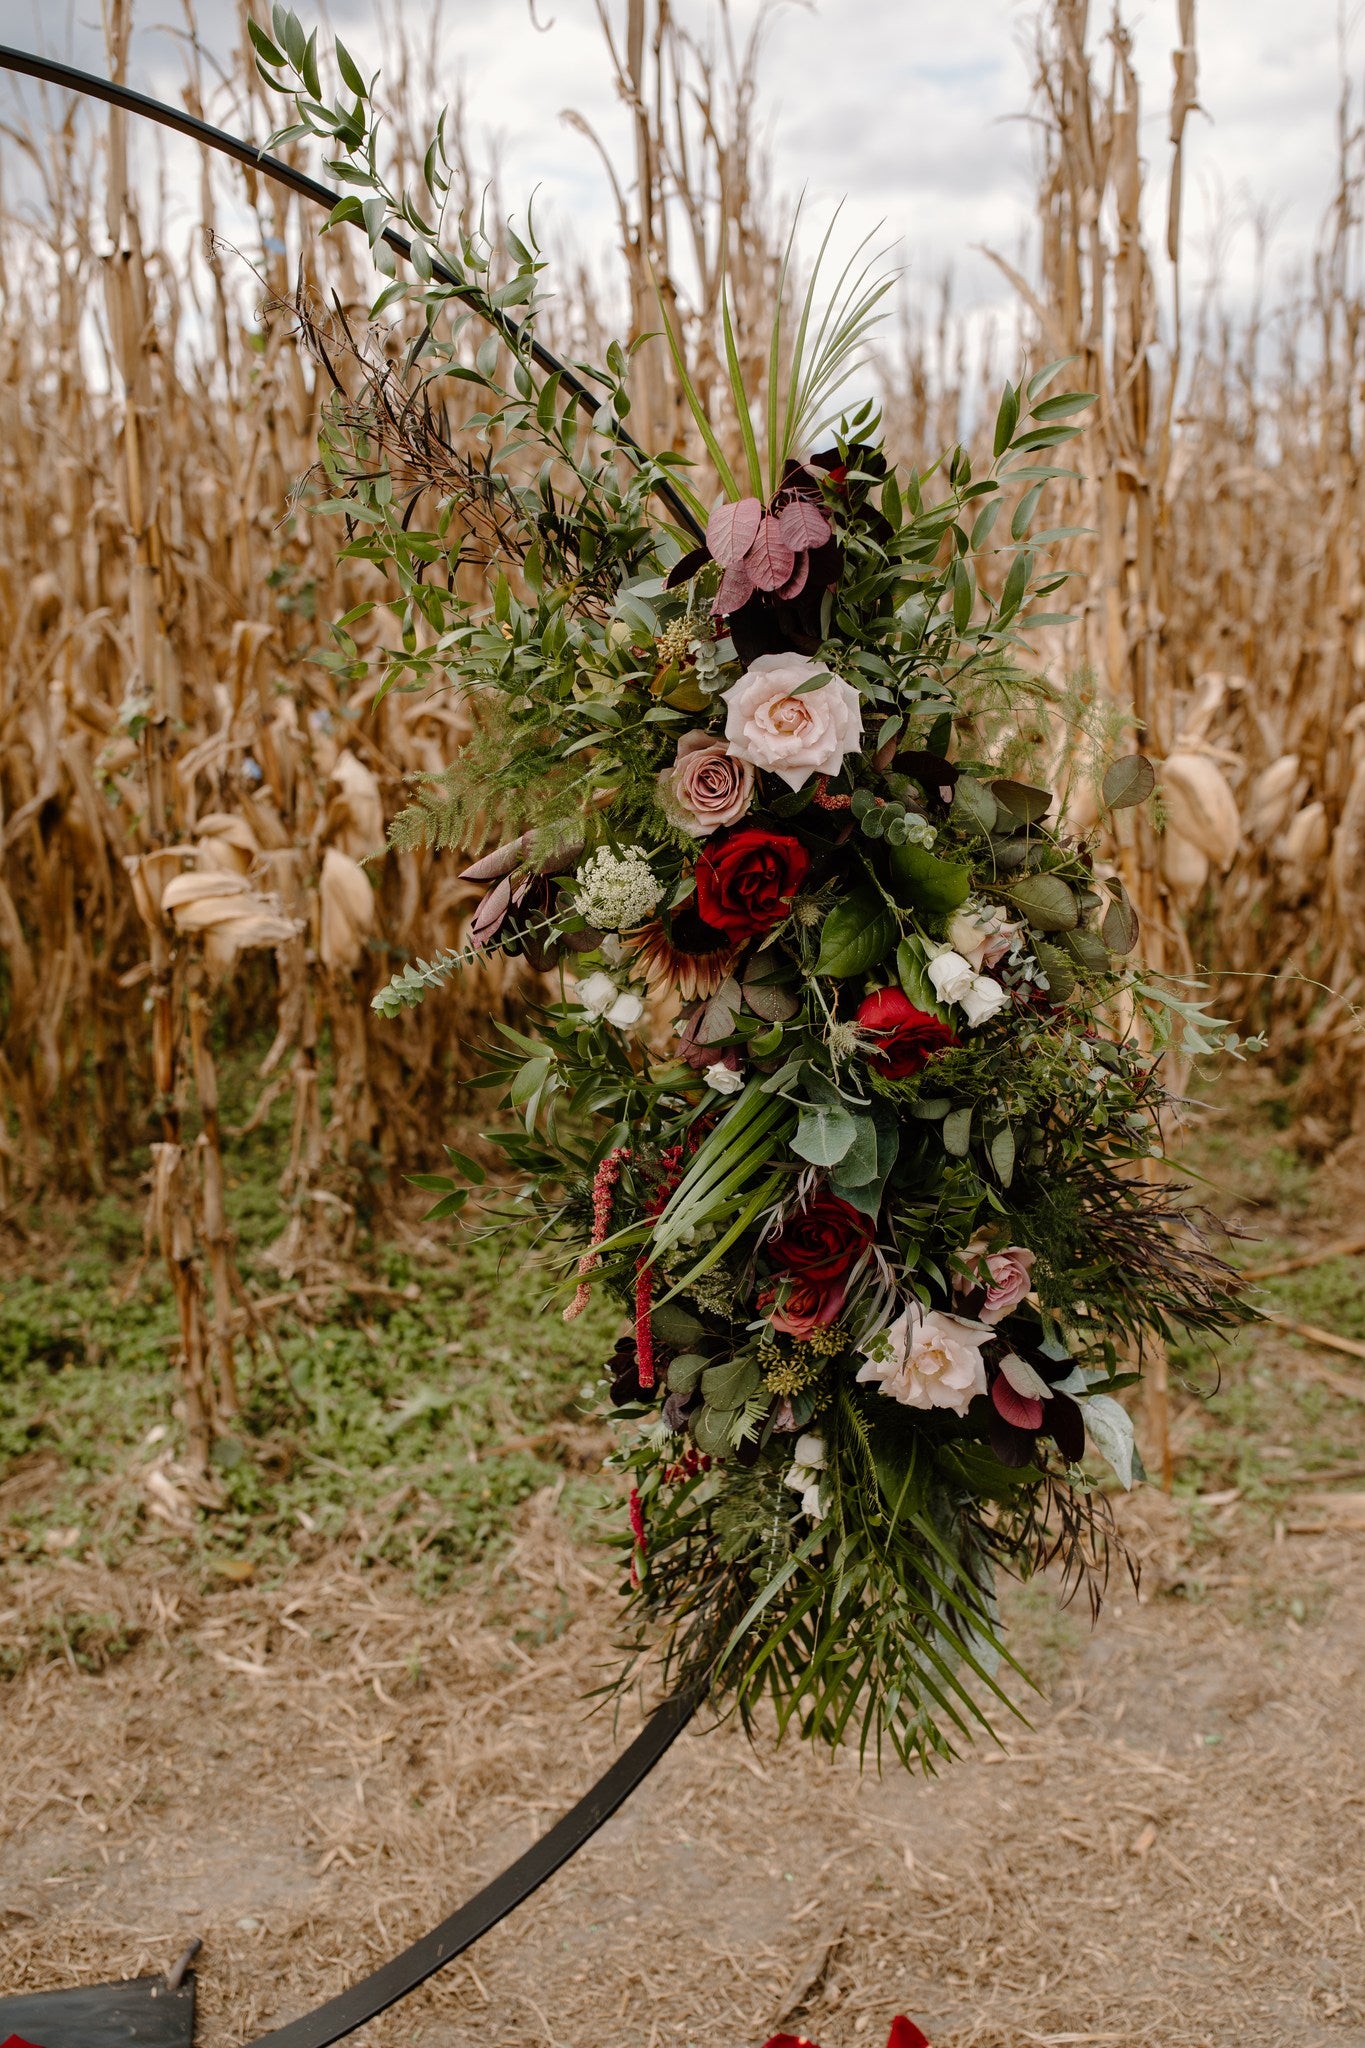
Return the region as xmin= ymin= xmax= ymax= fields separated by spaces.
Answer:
xmin=0 ymin=0 xmax=1354 ymax=342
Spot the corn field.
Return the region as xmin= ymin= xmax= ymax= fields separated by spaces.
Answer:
xmin=1 ymin=0 xmax=1363 ymax=1465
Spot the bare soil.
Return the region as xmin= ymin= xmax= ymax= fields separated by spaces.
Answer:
xmin=2 ymin=1468 xmax=1363 ymax=2048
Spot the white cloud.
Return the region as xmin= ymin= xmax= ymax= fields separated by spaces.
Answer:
xmin=0 ymin=0 xmax=1350 ymax=337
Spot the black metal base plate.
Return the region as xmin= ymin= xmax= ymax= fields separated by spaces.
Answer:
xmin=0 ymin=1973 xmax=194 ymax=2048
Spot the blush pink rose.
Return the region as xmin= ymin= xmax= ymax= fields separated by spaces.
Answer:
xmin=954 ymin=1242 xmax=1036 ymax=1325
xmin=658 ymin=731 xmax=754 ymax=836
xmin=856 ymin=1303 xmax=991 ymax=1416
xmin=722 ymin=653 xmax=864 ymax=791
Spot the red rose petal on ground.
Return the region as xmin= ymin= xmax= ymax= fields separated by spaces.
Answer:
xmin=887 ymin=2020 xmax=932 ymax=2048
xmin=778 ymin=497 xmax=833 ymax=549
xmin=991 ymin=1376 xmax=1044 ymax=1431
xmin=707 ymin=496 xmax=764 ymax=566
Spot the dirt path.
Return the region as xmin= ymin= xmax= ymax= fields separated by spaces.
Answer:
xmin=3 ymin=1477 xmax=1363 ymax=2048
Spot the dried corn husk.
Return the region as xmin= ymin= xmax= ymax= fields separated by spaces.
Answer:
xmin=319 ymin=847 xmax=376 ymax=973
xmin=159 ymin=871 xmax=298 ymax=978
xmin=1278 ymin=800 xmax=1329 ymax=870
xmin=124 ymin=848 xmax=193 ymax=930
xmin=1331 ymin=761 xmax=1365 ymax=928
xmin=1160 ymin=752 xmax=1241 ymax=870
xmin=1160 ymin=829 xmax=1210 ymax=896
xmin=1244 ymin=755 xmax=1300 ymax=842
xmin=329 ymin=749 xmax=385 ymax=859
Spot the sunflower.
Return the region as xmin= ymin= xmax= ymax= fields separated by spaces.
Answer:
xmin=627 ymin=900 xmax=739 ymax=1000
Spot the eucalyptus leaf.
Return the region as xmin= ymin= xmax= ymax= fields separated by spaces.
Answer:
xmin=652 ymin=1302 xmax=707 ymax=1348
xmin=991 ymin=779 xmax=1053 ymax=827
xmin=942 ymin=1106 xmax=972 ymax=1157
xmin=701 ymin=1356 xmax=763 ymax=1409
xmin=1008 ymin=872 xmax=1079 ymax=932
xmin=951 ymin=775 xmax=998 ymax=836
xmin=692 ymin=1404 xmax=736 ymax=1458
xmin=1033 ymin=941 xmax=1077 ymax=1001
xmin=665 ymin=1353 xmax=709 ymax=1396
xmin=1062 ymin=928 xmax=1111 ymax=972
xmin=989 ymin=1125 xmax=1016 ymax=1187
xmin=793 ymin=1101 xmax=859 ymax=1167
xmin=828 ymin=1113 xmax=879 ymax=1187
xmin=1083 ymin=1393 xmax=1136 ymax=1489
xmin=1101 ymin=889 xmax=1140 ymax=954
xmin=1101 ymin=754 xmax=1156 ymax=811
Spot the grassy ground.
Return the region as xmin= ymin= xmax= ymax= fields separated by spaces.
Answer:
xmin=2 ymin=1058 xmax=1364 ymax=2046
xmin=0 ymin=1061 xmax=621 ymax=1631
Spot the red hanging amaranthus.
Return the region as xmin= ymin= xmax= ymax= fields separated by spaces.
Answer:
xmin=563 ymin=1145 xmax=630 ymax=1322
xmin=633 ymin=1142 xmax=686 ymax=1389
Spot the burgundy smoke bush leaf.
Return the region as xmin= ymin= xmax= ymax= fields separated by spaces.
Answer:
xmin=774 ymin=550 xmax=810 ymax=601
xmin=1045 ymin=1388 xmax=1086 ymax=1462
xmin=664 ymin=542 xmax=712 ymax=589
xmin=777 ymin=497 xmax=832 ymax=550
xmin=744 ymin=513 xmax=797 ymax=592
xmin=991 ymin=1375 xmax=1043 ymax=1432
xmin=460 ymin=835 xmax=532 ymax=883
xmin=468 ymin=875 xmax=513 ymax=948
xmin=712 ymin=562 xmax=757 ymax=615
xmin=706 ymin=497 xmax=763 ymax=567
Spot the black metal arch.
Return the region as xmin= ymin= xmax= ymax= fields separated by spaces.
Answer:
xmin=0 ymin=41 xmax=704 ymax=541
xmin=0 ymin=38 xmax=703 ymax=2048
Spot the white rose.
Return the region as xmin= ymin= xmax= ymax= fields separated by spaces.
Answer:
xmin=574 ymin=970 xmax=617 ymax=1018
xmin=792 ymin=1432 xmax=826 ymax=1469
xmin=722 ymin=653 xmax=863 ymax=791
xmin=856 ymin=1302 xmax=991 ymax=1416
xmin=960 ymin=976 xmax=1009 ymax=1028
xmin=926 ymin=948 xmax=976 ymax=1006
xmin=605 ymin=990 xmax=645 ymax=1028
xmin=704 ymin=1061 xmax=744 ymax=1095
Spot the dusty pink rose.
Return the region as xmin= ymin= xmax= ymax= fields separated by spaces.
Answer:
xmin=947 ymin=904 xmax=1021 ymax=973
xmin=658 ymin=731 xmax=754 ymax=836
xmin=856 ymin=1303 xmax=991 ymax=1416
xmin=955 ymin=1242 xmax=1036 ymax=1326
xmin=722 ymin=653 xmax=863 ymax=791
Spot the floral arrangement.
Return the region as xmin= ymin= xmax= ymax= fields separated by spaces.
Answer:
xmin=255 ymin=14 xmax=1251 ymax=1768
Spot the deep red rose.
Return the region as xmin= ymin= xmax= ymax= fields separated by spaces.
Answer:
xmin=758 ymin=1272 xmax=844 ymax=1338
xmin=694 ymin=826 xmax=810 ymax=943
xmin=768 ymin=1189 xmax=876 ymax=1284
xmin=857 ymin=986 xmax=959 ymax=1079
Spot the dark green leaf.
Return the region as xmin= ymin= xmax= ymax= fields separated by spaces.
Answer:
xmin=887 ymin=842 xmax=972 ymax=917
xmin=992 ymin=380 xmax=1019 ymax=457
xmin=814 ymin=891 xmax=897 ymax=978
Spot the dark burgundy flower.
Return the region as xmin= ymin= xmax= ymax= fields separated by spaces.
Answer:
xmin=856 ymin=986 xmax=959 ymax=1079
xmin=767 ymin=1190 xmax=876 ymax=1284
xmin=694 ymin=827 xmax=810 ymax=944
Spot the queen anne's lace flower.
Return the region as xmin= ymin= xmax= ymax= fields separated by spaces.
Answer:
xmin=575 ymin=847 xmax=664 ymax=930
